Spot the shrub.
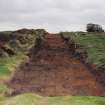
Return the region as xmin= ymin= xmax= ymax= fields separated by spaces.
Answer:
xmin=0 ymin=32 xmax=12 ymax=42
xmin=86 ymin=23 xmax=104 ymax=32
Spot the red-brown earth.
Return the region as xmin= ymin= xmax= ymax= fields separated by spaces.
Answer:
xmin=8 ymin=33 xmax=105 ymax=96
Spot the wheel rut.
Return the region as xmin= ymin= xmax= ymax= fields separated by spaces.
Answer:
xmin=9 ymin=33 xmax=105 ymax=96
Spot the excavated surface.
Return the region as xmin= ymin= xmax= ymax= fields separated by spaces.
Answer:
xmin=9 ymin=33 xmax=105 ymax=96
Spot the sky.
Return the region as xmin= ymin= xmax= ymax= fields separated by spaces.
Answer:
xmin=0 ymin=0 xmax=105 ymax=32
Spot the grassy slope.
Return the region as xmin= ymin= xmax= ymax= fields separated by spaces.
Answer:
xmin=0 ymin=53 xmax=26 ymax=81
xmin=0 ymin=29 xmax=38 ymax=93
xmin=0 ymin=93 xmax=105 ymax=105
xmin=0 ymin=52 xmax=27 ymax=98
xmin=62 ymin=32 xmax=105 ymax=66
xmin=0 ymin=53 xmax=27 ymax=80
xmin=0 ymin=29 xmax=40 ymax=98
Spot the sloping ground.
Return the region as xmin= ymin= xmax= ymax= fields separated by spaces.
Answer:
xmin=8 ymin=33 xmax=105 ymax=96
xmin=1 ymin=93 xmax=105 ymax=105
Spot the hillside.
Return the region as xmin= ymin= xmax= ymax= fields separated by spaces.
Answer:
xmin=0 ymin=29 xmax=105 ymax=105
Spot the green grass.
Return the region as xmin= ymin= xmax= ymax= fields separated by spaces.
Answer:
xmin=62 ymin=32 xmax=105 ymax=67
xmin=0 ymin=66 xmax=10 ymax=76
xmin=0 ymin=52 xmax=27 ymax=95
xmin=0 ymin=84 xmax=10 ymax=95
xmin=0 ymin=53 xmax=27 ymax=77
xmin=0 ymin=52 xmax=27 ymax=80
xmin=0 ymin=93 xmax=105 ymax=105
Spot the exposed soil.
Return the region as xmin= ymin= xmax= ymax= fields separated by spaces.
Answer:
xmin=8 ymin=33 xmax=105 ymax=96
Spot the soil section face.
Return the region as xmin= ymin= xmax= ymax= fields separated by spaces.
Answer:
xmin=9 ymin=33 xmax=105 ymax=96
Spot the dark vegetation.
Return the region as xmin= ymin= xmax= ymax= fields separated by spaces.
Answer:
xmin=0 ymin=29 xmax=46 ymax=57
xmin=87 ymin=23 xmax=104 ymax=32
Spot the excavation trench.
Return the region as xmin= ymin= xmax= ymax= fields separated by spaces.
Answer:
xmin=8 ymin=33 xmax=105 ymax=96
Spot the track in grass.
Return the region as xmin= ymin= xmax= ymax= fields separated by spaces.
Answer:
xmin=8 ymin=33 xmax=105 ymax=96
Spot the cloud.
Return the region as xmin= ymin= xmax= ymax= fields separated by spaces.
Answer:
xmin=0 ymin=0 xmax=105 ymax=32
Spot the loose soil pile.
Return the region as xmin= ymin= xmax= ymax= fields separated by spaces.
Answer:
xmin=8 ymin=33 xmax=105 ymax=96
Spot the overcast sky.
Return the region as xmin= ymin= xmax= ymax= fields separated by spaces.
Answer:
xmin=0 ymin=0 xmax=105 ymax=32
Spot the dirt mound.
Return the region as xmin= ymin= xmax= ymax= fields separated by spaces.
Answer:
xmin=8 ymin=33 xmax=105 ymax=96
